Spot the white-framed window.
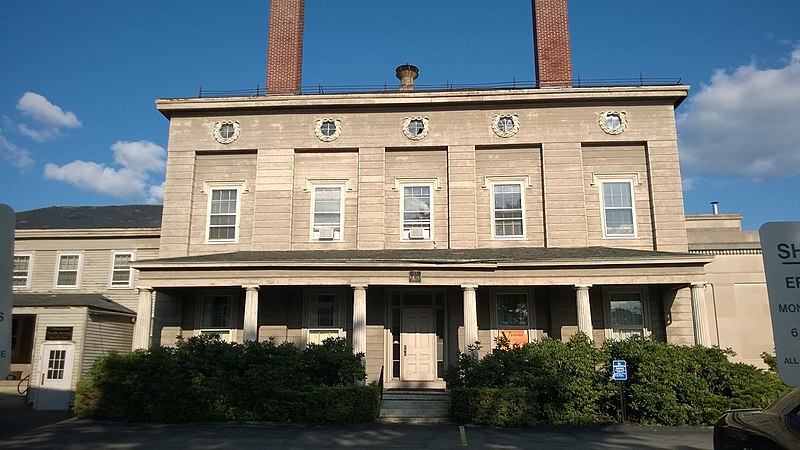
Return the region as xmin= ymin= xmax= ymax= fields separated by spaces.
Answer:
xmin=401 ymin=185 xmax=433 ymax=240
xmin=493 ymin=291 xmax=533 ymax=347
xmin=492 ymin=182 xmax=525 ymax=238
xmin=311 ymin=185 xmax=344 ymax=241
xmin=305 ymin=290 xmax=344 ymax=345
xmin=197 ymin=292 xmax=236 ymax=342
xmin=604 ymin=288 xmax=649 ymax=341
xmin=207 ymin=187 xmax=240 ymax=242
xmin=109 ymin=251 xmax=134 ymax=288
xmin=598 ymin=178 xmax=637 ymax=237
xmin=55 ymin=253 xmax=82 ymax=288
xmin=13 ymin=253 xmax=33 ymax=289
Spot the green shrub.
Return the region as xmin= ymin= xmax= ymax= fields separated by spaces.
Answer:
xmin=451 ymin=388 xmax=538 ymax=427
xmin=75 ymin=335 xmax=374 ymax=423
xmin=445 ymin=334 xmax=789 ymax=427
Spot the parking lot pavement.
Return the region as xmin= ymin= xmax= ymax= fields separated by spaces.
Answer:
xmin=0 ymin=418 xmax=713 ymax=449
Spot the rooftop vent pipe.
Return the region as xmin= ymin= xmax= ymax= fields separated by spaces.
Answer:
xmin=711 ymin=201 xmax=719 ymax=215
xmin=396 ymin=64 xmax=419 ymax=91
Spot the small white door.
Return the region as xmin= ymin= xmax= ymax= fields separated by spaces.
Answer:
xmin=401 ymin=308 xmax=437 ymax=381
xmin=35 ymin=342 xmax=75 ymax=411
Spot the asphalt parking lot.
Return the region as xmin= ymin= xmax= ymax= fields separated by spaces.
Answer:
xmin=0 ymin=412 xmax=713 ymax=449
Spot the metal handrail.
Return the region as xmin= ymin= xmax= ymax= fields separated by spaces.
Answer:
xmin=17 ymin=374 xmax=30 ymax=395
xmin=189 ymin=76 xmax=684 ymax=99
xmin=378 ymin=365 xmax=384 ymax=400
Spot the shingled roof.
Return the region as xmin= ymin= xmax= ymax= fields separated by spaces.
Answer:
xmin=16 ymin=205 xmax=162 ymax=229
xmin=137 ymin=247 xmax=709 ymax=267
xmin=13 ymin=293 xmax=135 ymax=315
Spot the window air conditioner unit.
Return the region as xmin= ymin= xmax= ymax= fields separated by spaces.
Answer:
xmin=408 ymin=228 xmax=426 ymax=239
xmin=318 ymin=227 xmax=335 ymax=240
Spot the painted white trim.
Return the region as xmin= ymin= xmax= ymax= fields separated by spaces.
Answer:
xmin=489 ymin=180 xmax=526 ymax=240
xmin=12 ymin=252 xmax=34 ymax=290
xmin=108 ymin=250 xmax=135 ymax=289
xmin=309 ymin=184 xmax=346 ymax=242
xmin=204 ymin=184 xmax=243 ymax=244
xmin=597 ymin=177 xmax=638 ymax=238
xmin=399 ymin=182 xmax=434 ymax=241
xmin=54 ymin=252 xmax=83 ymax=289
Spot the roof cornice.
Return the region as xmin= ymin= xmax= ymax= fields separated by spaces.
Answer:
xmin=15 ymin=227 xmax=161 ymax=239
xmin=156 ymin=85 xmax=690 ymax=118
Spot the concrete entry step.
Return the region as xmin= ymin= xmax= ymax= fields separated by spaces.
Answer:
xmin=380 ymin=389 xmax=451 ymax=421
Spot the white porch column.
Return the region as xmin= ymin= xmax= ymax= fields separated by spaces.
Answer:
xmin=575 ymin=284 xmax=593 ymax=339
xmin=462 ymin=285 xmax=479 ymax=355
xmin=691 ymin=283 xmax=710 ymax=346
xmin=243 ymin=285 xmax=260 ymax=342
xmin=132 ymin=288 xmax=154 ymax=350
xmin=352 ymin=284 xmax=367 ymax=360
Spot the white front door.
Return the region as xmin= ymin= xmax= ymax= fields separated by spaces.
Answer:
xmin=401 ymin=308 xmax=436 ymax=381
xmin=35 ymin=342 xmax=75 ymax=411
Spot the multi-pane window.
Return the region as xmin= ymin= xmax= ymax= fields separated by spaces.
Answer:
xmin=496 ymin=293 xmax=529 ymax=328
xmin=201 ymin=295 xmax=233 ymax=329
xmin=602 ymin=181 xmax=635 ymax=236
xmin=109 ymin=252 xmax=134 ymax=288
xmin=308 ymin=293 xmax=341 ymax=344
xmin=402 ymin=185 xmax=432 ymax=240
xmin=13 ymin=255 xmax=31 ymax=288
xmin=493 ymin=183 xmax=524 ymax=238
xmin=609 ymin=292 xmax=645 ymax=340
xmin=56 ymin=254 xmax=81 ymax=288
xmin=208 ymin=188 xmax=238 ymax=242
xmin=46 ymin=350 xmax=67 ymax=380
xmin=312 ymin=186 xmax=343 ymax=241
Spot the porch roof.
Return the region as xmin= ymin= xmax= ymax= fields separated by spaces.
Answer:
xmin=13 ymin=293 xmax=135 ymax=315
xmin=135 ymin=247 xmax=711 ymax=269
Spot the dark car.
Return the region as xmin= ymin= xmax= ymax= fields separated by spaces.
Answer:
xmin=714 ymin=388 xmax=800 ymax=449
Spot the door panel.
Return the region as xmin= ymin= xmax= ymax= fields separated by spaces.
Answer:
xmin=35 ymin=342 xmax=75 ymax=411
xmin=401 ymin=308 xmax=436 ymax=381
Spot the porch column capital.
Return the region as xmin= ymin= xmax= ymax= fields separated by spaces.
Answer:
xmin=351 ymin=284 xmax=368 ymax=291
xmin=461 ymin=284 xmax=478 ymax=291
xmin=136 ymin=287 xmax=153 ymax=293
xmin=242 ymin=284 xmax=260 ymax=291
xmin=574 ymin=284 xmax=592 ymax=291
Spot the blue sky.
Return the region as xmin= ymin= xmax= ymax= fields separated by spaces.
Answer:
xmin=1 ymin=1 xmax=799 ymax=231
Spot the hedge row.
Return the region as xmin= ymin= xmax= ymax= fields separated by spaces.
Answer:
xmin=75 ymin=335 xmax=379 ymax=423
xmin=446 ymin=334 xmax=789 ymax=426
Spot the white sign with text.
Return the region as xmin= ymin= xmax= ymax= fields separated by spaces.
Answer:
xmin=760 ymin=222 xmax=800 ymax=387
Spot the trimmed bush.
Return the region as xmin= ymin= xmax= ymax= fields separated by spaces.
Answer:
xmin=445 ymin=334 xmax=789 ymax=427
xmin=75 ymin=335 xmax=376 ymax=423
xmin=451 ymin=388 xmax=538 ymax=427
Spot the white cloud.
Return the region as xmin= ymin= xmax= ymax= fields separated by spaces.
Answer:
xmin=681 ymin=177 xmax=696 ymax=191
xmin=112 ymin=141 xmax=166 ymax=172
xmin=44 ymin=140 xmax=166 ymax=202
xmin=0 ymin=135 xmax=34 ymax=170
xmin=678 ymin=47 xmax=800 ymax=179
xmin=16 ymin=92 xmax=81 ymax=128
xmin=18 ymin=123 xmax=62 ymax=142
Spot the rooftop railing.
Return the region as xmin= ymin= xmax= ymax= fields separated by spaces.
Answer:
xmin=193 ymin=76 xmax=683 ymax=98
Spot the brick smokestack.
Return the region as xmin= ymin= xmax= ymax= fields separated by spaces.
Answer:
xmin=266 ymin=0 xmax=305 ymax=94
xmin=532 ymin=0 xmax=572 ymax=87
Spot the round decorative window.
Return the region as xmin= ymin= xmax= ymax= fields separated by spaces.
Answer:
xmin=314 ymin=118 xmax=342 ymax=142
xmin=492 ymin=114 xmax=520 ymax=138
xmin=213 ymin=120 xmax=241 ymax=144
xmin=402 ymin=116 xmax=429 ymax=140
xmin=598 ymin=111 xmax=627 ymax=135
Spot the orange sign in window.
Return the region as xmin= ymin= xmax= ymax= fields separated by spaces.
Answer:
xmin=498 ymin=329 xmax=529 ymax=347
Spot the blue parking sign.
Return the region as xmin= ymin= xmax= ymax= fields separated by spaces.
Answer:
xmin=613 ymin=360 xmax=627 ymax=381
